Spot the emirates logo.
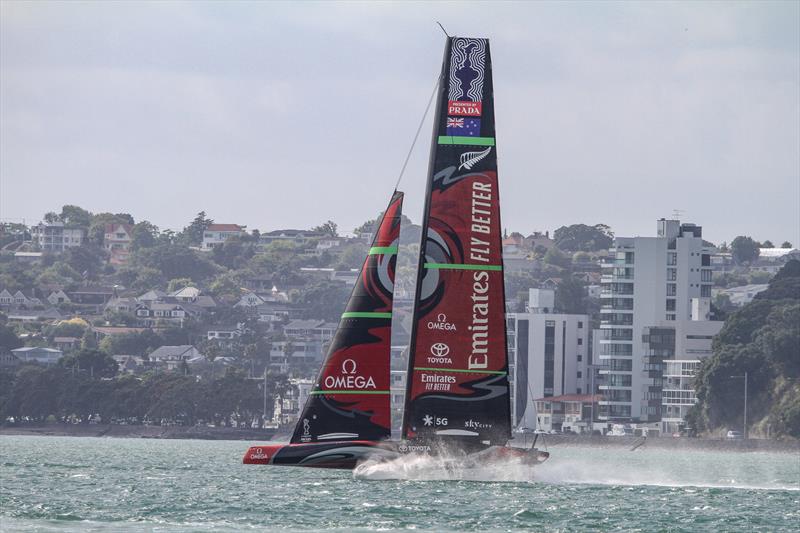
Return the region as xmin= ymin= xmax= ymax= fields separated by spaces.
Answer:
xmin=430 ymin=343 xmax=450 ymax=357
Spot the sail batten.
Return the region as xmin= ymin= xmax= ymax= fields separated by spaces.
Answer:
xmin=402 ymin=37 xmax=511 ymax=446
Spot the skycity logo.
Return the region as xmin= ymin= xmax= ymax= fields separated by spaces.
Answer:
xmin=323 ymin=359 xmax=376 ymax=390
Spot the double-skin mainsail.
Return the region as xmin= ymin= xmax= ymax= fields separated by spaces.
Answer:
xmin=402 ymin=37 xmax=511 ymax=448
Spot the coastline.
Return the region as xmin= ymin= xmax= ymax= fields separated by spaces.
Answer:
xmin=0 ymin=423 xmax=281 ymax=441
xmin=2 ymin=423 xmax=797 ymax=452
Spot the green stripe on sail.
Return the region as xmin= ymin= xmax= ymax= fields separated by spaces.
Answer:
xmin=310 ymin=390 xmax=391 ymax=395
xmin=437 ymin=136 xmax=496 ymax=146
xmin=424 ymin=263 xmax=502 ymax=271
xmin=341 ymin=311 xmax=392 ymax=319
xmin=368 ymin=246 xmax=398 ymax=255
xmin=414 ymin=367 xmax=507 ymax=375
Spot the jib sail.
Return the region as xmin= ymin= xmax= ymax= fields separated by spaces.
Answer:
xmin=402 ymin=37 xmax=511 ymax=446
xmin=291 ymin=191 xmax=404 ymax=444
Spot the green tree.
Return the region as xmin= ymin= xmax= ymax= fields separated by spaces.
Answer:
xmin=543 ymin=247 xmax=571 ymax=269
xmin=132 ymin=244 xmax=218 ymax=282
xmin=312 ymin=220 xmax=338 ymax=237
xmin=63 ymin=245 xmax=106 ymax=277
xmin=781 ymin=241 xmax=793 ymax=249
xmin=59 ymin=205 xmax=92 ymax=229
xmin=296 ymin=281 xmax=350 ymax=322
xmin=131 ymin=221 xmax=159 ymax=250
xmin=555 ymin=277 xmax=588 ymax=314
xmin=553 ymin=223 xmax=613 ymax=252
xmin=730 ymin=236 xmax=760 ymax=264
xmin=761 ymin=240 xmax=774 ymax=248
xmin=60 ymin=349 xmax=118 ymax=378
xmin=167 ymin=277 xmax=194 ymax=293
xmin=0 ymin=323 xmax=22 ymax=350
xmin=181 ymin=211 xmax=214 ymax=246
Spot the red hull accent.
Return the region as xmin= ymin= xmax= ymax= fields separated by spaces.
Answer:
xmin=243 ymin=440 xmax=399 ymax=470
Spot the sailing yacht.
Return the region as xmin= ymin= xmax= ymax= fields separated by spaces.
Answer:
xmin=243 ymin=36 xmax=549 ymax=469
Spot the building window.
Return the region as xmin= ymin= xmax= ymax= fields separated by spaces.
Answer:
xmin=577 ymin=354 xmax=582 ymax=362
xmin=667 ymin=268 xmax=677 ymax=281
xmin=577 ymin=321 xmax=583 ymax=329
xmin=667 ymin=284 xmax=676 ymax=296
xmin=701 ymin=285 xmax=712 ymax=297
xmin=666 ymin=314 xmax=676 ymax=321
xmin=577 ymin=338 xmax=583 ymax=345
xmin=666 ymin=299 xmax=676 ymax=311
xmin=701 ymin=269 xmax=712 ymax=282
xmin=667 ymin=252 xmax=677 ymax=266
xmin=577 ymin=371 xmax=582 ymax=378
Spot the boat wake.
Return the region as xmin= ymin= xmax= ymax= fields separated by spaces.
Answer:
xmin=353 ymin=453 xmax=537 ymax=482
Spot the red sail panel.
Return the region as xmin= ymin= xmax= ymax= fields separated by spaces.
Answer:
xmin=291 ymin=192 xmax=403 ymax=444
xmin=403 ymin=37 xmax=511 ymax=445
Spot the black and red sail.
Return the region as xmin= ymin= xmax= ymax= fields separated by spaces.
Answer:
xmin=402 ymin=37 xmax=511 ymax=446
xmin=291 ymin=192 xmax=403 ymax=444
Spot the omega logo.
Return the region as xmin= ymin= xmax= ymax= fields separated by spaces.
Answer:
xmin=341 ymin=359 xmax=357 ymax=375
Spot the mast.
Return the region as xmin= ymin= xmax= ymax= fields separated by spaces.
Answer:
xmin=402 ymin=37 xmax=511 ymax=446
xmin=291 ymin=191 xmax=404 ymax=444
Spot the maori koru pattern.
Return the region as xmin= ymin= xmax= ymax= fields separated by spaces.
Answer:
xmin=448 ymin=38 xmax=487 ymax=102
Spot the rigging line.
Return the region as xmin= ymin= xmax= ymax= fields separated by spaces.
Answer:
xmin=393 ymin=75 xmax=440 ymax=192
xmin=436 ymin=21 xmax=450 ymax=38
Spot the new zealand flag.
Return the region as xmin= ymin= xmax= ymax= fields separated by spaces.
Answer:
xmin=446 ymin=117 xmax=481 ymax=136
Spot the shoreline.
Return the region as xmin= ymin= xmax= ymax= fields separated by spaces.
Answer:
xmin=0 ymin=423 xmax=281 ymax=441
xmin=2 ymin=423 xmax=798 ymax=452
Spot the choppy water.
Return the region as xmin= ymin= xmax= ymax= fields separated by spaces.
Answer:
xmin=0 ymin=436 xmax=798 ymax=532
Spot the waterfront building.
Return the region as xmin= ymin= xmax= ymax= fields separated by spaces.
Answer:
xmin=598 ymin=219 xmax=721 ymax=425
xmin=508 ymin=288 xmax=590 ymax=431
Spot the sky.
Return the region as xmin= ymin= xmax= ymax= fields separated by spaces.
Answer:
xmin=1 ymin=1 xmax=798 ymax=246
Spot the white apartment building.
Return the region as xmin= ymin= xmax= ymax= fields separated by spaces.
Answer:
xmin=508 ymin=288 xmax=590 ymax=430
xmin=31 ymin=222 xmax=85 ymax=253
xmin=598 ymin=219 xmax=720 ymax=423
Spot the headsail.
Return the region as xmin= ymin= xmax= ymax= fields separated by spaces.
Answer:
xmin=402 ymin=37 xmax=511 ymax=446
xmin=291 ymin=191 xmax=404 ymax=444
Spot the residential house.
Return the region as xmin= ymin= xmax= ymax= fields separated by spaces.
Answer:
xmin=11 ymin=346 xmax=63 ymax=365
xmin=53 ymin=336 xmax=80 ymax=351
xmin=46 ymin=290 xmax=71 ymax=306
xmin=274 ymin=378 xmax=314 ymax=425
xmin=148 ymin=345 xmax=204 ymax=370
xmin=6 ymin=308 xmax=62 ymax=322
xmin=169 ymin=286 xmax=201 ymax=302
xmin=68 ymin=285 xmax=117 ymax=306
xmin=0 ymin=290 xmax=43 ymax=308
xmin=202 ymin=224 xmax=246 ymax=250
xmin=137 ymin=290 xmax=166 ymax=304
xmin=105 ymin=296 xmax=138 ymax=314
xmin=750 ymin=248 xmax=800 ymax=275
xmin=104 ymin=223 xmax=134 ymax=264
xmin=31 ymin=221 xmax=85 ymax=253
xmin=113 ymin=355 xmax=147 ymax=374
xmin=259 ymin=229 xmax=324 ymax=246
xmin=207 ymin=324 xmax=243 ymax=342
xmin=135 ymin=302 xmax=189 ymax=326
xmin=533 ymin=394 xmax=602 ymax=433
xmin=720 ymin=284 xmax=769 ymax=307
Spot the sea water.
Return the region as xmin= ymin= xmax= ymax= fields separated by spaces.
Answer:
xmin=0 ymin=436 xmax=798 ymax=532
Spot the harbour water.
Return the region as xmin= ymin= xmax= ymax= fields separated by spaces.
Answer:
xmin=1 ymin=436 xmax=798 ymax=532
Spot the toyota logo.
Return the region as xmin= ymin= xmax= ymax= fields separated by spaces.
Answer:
xmin=430 ymin=343 xmax=450 ymax=357
xmin=341 ymin=359 xmax=357 ymax=375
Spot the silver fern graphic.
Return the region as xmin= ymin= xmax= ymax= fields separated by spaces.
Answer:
xmin=458 ymin=146 xmax=492 ymax=170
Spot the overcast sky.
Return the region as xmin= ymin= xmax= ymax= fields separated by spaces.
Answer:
xmin=1 ymin=1 xmax=798 ymax=245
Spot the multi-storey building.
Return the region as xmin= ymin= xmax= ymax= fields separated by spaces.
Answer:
xmin=508 ymin=288 xmax=590 ymax=431
xmin=598 ymin=219 xmax=720 ymax=424
xmin=104 ymin=223 xmax=133 ymax=264
xmin=31 ymin=222 xmax=85 ymax=253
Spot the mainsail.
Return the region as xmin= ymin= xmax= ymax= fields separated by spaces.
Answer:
xmin=402 ymin=37 xmax=511 ymax=446
xmin=291 ymin=191 xmax=404 ymax=444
